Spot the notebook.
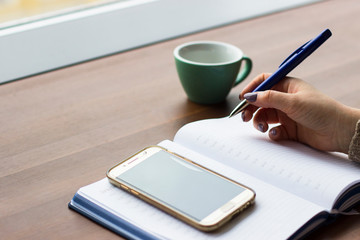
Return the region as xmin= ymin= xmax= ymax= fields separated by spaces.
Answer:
xmin=69 ymin=116 xmax=360 ymax=239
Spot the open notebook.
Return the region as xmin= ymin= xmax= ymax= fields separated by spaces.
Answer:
xmin=69 ymin=116 xmax=360 ymax=239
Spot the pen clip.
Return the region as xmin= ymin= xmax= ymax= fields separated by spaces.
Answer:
xmin=278 ymin=39 xmax=311 ymax=68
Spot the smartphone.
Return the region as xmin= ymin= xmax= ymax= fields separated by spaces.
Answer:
xmin=107 ymin=146 xmax=255 ymax=231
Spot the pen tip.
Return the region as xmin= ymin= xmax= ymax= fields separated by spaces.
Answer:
xmin=228 ymin=100 xmax=249 ymax=118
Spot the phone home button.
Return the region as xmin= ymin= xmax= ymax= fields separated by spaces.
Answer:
xmin=220 ymin=202 xmax=235 ymax=213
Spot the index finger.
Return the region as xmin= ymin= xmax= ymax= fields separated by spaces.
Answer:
xmin=240 ymin=73 xmax=271 ymax=99
xmin=240 ymin=73 xmax=296 ymax=99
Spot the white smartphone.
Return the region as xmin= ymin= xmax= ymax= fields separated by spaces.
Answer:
xmin=107 ymin=145 xmax=255 ymax=231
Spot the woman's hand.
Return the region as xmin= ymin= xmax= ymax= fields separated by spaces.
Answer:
xmin=240 ymin=73 xmax=360 ymax=153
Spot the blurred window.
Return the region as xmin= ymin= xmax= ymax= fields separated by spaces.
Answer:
xmin=0 ymin=0 xmax=127 ymax=29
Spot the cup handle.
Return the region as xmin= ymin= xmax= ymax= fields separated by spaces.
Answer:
xmin=233 ymin=55 xmax=252 ymax=87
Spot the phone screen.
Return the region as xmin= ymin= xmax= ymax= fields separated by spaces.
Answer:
xmin=115 ymin=149 xmax=246 ymax=221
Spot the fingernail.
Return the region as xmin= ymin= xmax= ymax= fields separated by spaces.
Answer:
xmin=258 ymin=123 xmax=265 ymax=132
xmin=244 ymin=93 xmax=257 ymax=102
xmin=241 ymin=111 xmax=245 ymax=122
xmin=271 ymin=128 xmax=277 ymax=136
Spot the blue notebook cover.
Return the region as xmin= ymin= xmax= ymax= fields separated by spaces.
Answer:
xmin=68 ymin=193 xmax=161 ymax=240
xmin=68 ymin=187 xmax=334 ymax=240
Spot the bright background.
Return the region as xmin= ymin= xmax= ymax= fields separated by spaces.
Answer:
xmin=0 ymin=0 xmax=123 ymax=28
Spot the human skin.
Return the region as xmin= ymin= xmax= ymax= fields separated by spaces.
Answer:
xmin=240 ymin=73 xmax=360 ymax=154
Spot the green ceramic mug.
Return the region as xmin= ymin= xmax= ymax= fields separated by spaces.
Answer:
xmin=174 ymin=41 xmax=252 ymax=104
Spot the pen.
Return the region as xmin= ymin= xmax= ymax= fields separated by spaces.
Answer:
xmin=229 ymin=29 xmax=332 ymax=118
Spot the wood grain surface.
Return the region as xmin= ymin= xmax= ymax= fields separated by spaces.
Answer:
xmin=1 ymin=0 xmax=359 ymax=239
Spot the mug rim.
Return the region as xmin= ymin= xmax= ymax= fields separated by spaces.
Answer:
xmin=173 ymin=41 xmax=244 ymax=66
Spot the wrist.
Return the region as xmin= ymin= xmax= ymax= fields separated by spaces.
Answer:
xmin=349 ymin=120 xmax=360 ymax=162
xmin=336 ymin=105 xmax=360 ymax=154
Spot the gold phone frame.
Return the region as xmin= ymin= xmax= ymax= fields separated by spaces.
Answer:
xmin=107 ymin=145 xmax=255 ymax=232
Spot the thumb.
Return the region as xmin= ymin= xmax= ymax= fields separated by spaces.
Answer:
xmin=244 ymin=90 xmax=293 ymax=112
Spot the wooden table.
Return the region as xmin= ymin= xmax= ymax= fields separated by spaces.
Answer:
xmin=1 ymin=0 xmax=360 ymax=239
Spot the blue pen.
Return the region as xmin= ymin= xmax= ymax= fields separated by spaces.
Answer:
xmin=229 ymin=29 xmax=332 ymax=118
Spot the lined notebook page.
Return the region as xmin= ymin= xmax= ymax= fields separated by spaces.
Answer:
xmin=80 ymin=137 xmax=324 ymax=240
xmin=174 ymin=116 xmax=360 ymax=209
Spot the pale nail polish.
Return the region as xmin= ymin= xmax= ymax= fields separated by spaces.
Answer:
xmin=271 ymin=128 xmax=277 ymax=136
xmin=258 ymin=123 xmax=265 ymax=132
xmin=244 ymin=93 xmax=257 ymax=102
